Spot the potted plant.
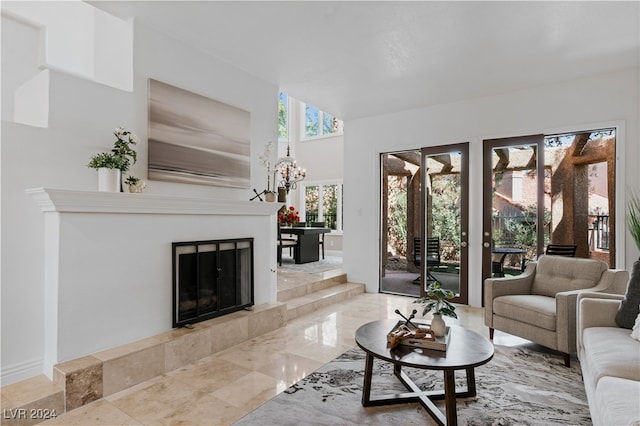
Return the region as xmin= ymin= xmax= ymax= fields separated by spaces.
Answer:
xmin=615 ymin=191 xmax=640 ymax=328
xmin=124 ymin=175 xmax=146 ymax=193
xmin=414 ymin=281 xmax=457 ymax=336
xmin=87 ymin=127 xmax=139 ymax=192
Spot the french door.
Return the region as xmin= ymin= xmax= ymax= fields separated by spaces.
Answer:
xmin=482 ymin=130 xmax=617 ymax=298
xmin=481 ymin=135 xmax=545 ymax=291
xmin=420 ymin=143 xmax=469 ymax=304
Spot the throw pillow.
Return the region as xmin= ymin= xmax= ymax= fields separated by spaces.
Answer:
xmin=631 ymin=311 xmax=640 ymax=341
xmin=616 ymin=260 xmax=640 ymax=329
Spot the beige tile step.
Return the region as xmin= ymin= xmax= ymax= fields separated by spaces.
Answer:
xmin=285 ymin=281 xmax=365 ymax=321
xmin=0 ymin=375 xmax=64 ymax=426
xmin=277 ymin=271 xmax=348 ymax=302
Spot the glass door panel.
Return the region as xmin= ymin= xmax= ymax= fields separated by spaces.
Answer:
xmin=421 ymin=144 xmax=468 ymax=304
xmin=491 ymin=145 xmax=544 ymax=274
xmin=482 ymin=135 xmax=544 ymax=290
xmin=379 ymin=150 xmax=422 ymax=297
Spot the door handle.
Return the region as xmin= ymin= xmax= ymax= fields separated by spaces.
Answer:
xmin=483 ymin=242 xmax=490 ymax=248
xmin=460 ymin=242 xmax=467 ymax=248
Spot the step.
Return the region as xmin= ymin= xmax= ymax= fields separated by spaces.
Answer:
xmin=277 ymin=271 xmax=348 ymax=303
xmin=0 ymin=375 xmax=64 ymax=425
xmin=285 ymin=281 xmax=366 ymax=321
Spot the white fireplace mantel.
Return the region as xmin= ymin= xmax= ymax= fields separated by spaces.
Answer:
xmin=27 ymin=187 xmax=282 ymax=380
xmin=27 ymin=187 xmax=284 ymax=215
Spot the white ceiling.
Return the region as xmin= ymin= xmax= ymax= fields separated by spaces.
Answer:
xmin=89 ymin=1 xmax=640 ymax=120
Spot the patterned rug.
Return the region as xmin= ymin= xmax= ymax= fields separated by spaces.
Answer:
xmin=234 ymin=345 xmax=591 ymax=426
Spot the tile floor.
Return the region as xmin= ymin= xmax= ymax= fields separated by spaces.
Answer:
xmin=38 ymin=271 xmax=527 ymax=425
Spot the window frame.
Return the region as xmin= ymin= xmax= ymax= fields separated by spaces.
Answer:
xmin=278 ymin=91 xmax=290 ymax=142
xmin=300 ymin=180 xmax=344 ymax=233
xmin=300 ymin=102 xmax=343 ymax=141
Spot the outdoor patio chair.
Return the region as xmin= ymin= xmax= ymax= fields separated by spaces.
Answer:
xmin=521 ymin=243 xmax=578 ymax=271
xmin=545 ymin=244 xmax=577 ymax=257
xmin=413 ymin=237 xmax=441 ymax=284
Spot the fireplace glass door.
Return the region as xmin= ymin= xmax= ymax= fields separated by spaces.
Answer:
xmin=173 ymin=238 xmax=253 ymax=327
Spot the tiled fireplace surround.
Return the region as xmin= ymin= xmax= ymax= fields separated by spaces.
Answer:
xmin=27 ymin=188 xmax=285 ymax=413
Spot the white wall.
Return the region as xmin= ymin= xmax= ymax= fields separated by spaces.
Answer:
xmin=1 ymin=13 xmax=278 ymax=384
xmin=344 ymin=69 xmax=640 ymax=305
xmin=2 ymin=1 xmax=133 ymax=91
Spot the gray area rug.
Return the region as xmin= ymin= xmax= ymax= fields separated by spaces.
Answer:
xmin=234 ymin=345 xmax=590 ymax=426
xmin=278 ymin=255 xmax=343 ymax=273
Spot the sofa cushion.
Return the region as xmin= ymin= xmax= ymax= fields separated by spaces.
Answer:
xmin=531 ymin=255 xmax=608 ymax=297
xmin=594 ymin=376 xmax=640 ymax=426
xmin=616 ymin=259 xmax=640 ymax=329
xmin=493 ymin=295 xmax=556 ymax=331
xmin=582 ymin=327 xmax=640 ymax=383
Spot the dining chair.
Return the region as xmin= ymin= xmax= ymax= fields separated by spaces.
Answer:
xmin=277 ymin=223 xmax=297 ymax=266
xmin=311 ymin=221 xmax=326 ymax=259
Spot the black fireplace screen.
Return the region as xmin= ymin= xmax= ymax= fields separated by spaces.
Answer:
xmin=172 ymin=238 xmax=253 ymax=327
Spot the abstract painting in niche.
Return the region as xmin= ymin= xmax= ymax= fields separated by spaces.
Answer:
xmin=148 ymin=79 xmax=250 ymax=188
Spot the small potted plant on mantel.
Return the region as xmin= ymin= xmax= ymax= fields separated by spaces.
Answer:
xmin=414 ymin=281 xmax=457 ymax=336
xmin=124 ymin=175 xmax=146 ymax=193
xmin=87 ymin=126 xmax=138 ymax=192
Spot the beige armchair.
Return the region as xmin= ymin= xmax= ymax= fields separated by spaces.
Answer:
xmin=484 ymin=255 xmax=629 ymax=366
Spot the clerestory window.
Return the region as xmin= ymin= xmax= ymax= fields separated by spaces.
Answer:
xmin=278 ymin=92 xmax=289 ymax=141
xmin=303 ymin=103 xmax=343 ymax=140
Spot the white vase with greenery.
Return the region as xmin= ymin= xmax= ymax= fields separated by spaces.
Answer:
xmin=87 ymin=127 xmax=139 ymax=192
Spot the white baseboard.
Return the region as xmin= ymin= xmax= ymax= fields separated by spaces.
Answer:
xmin=1 ymin=358 xmax=44 ymax=387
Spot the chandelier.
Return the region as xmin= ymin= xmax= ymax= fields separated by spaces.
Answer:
xmin=275 ymin=142 xmax=305 ymax=193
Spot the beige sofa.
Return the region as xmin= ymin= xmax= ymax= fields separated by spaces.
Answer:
xmin=485 ymin=255 xmax=629 ymax=366
xmin=577 ymin=293 xmax=640 ymax=426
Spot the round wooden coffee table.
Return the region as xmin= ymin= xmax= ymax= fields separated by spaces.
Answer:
xmin=355 ymin=319 xmax=494 ymax=426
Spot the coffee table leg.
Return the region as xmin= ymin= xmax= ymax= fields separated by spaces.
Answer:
xmin=466 ymin=367 xmax=476 ymax=397
xmin=361 ymin=353 xmax=374 ymax=406
xmin=444 ymin=369 xmax=457 ymax=426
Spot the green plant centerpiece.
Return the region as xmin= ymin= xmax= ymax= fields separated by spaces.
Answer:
xmin=414 ymin=281 xmax=458 ymax=319
xmin=414 ymin=281 xmax=457 ymax=336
